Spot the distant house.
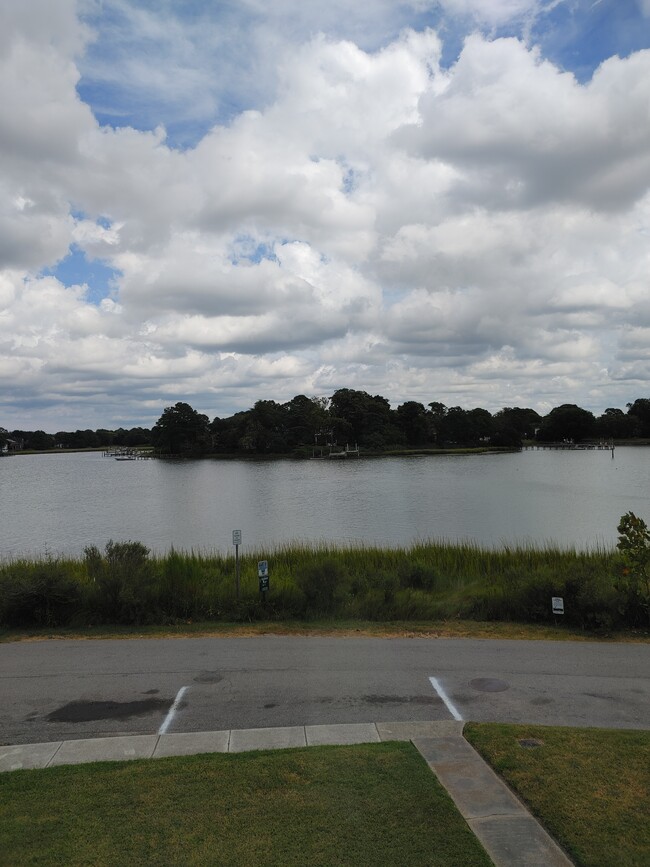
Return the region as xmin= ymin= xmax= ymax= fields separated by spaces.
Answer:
xmin=4 ymin=437 xmax=24 ymax=452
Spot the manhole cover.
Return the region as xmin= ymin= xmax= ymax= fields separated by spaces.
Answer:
xmin=193 ymin=672 xmax=223 ymax=684
xmin=519 ymin=738 xmax=544 ymax=749
xmin=469 ymin=677 xmax=509 ymax=692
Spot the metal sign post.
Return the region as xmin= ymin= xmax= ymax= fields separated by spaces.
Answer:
xmin=258 ymin=560 xmax=269 ymax=601
xmin=552 ymin=596 xmax=564 ymax=626
xmin=233 ymin=530 xmax=242 ymax=601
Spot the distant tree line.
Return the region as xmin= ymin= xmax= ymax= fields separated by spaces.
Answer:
xmin=3 ymin=395 xmax=650 ymax=457
xmin=0 ymin=426 xmax=151 ymax=452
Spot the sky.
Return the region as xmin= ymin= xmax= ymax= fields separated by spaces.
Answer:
xmin=1 ymin=0 xmax=650 ymax=431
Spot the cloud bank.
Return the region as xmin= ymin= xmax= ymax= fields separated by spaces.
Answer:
xmin=1 ymin=0 xmax=649 ymax=429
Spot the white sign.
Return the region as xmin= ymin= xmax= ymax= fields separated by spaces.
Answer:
xmin=232 ymin=529 xmax=242 ymax=545
xmin=552 ymin=596 xmax=564 ymax=615
xmin=258 ymin=560 xmax=268 ymax=577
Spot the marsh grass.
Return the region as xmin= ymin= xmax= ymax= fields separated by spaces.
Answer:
xmin=0 ymin=539 xmax=632 ymax=631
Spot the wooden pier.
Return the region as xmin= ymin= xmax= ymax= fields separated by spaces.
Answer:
xmin=524 ymin=440 xmax=615 ymax=453
xmin=103 ymin=448 xmax=154 ymax=460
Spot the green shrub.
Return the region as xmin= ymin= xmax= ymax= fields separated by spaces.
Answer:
xmin=0 ymin=561 xmax=83 ymax=627
xmin=398 ymin=563 xmax=437 ymax=591
xmin=354 ymin=589 xmax=386 ymax=620
xmin=294 ymin=559 xmax=348 ymax=616
xmin=84 ymin=540 xmax=158 ymax=624
xmin=392 ymin=589 xmax=441 ymax=620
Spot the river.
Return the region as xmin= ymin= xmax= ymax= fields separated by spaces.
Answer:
xmin=1 ymin=447 xmax=648 ymax=558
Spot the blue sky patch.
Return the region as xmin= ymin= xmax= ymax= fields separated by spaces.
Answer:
xmin=41 ymin=246 xmax=121 ymax=304
xmin=229 ymin=236 xmax=279 ymax=266
xmin=530 ymin=0 xmax=650 ymax=82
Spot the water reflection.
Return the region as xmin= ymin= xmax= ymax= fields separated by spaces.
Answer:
xmin=1 ymin=447 xmax=648 ymax=558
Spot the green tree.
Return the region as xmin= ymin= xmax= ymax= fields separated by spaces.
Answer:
xmin=27 ymin=430 xmax=56 ymax=450
xmin=396 ymin=401 xmax=431 ymax=446
xmin=595 ymin=408 xmax=636 ymax=439
xmin=493 ymin=407 xmax=541 ymax=440
xmin=438 ymin=406 xmax=469 ymax=445
xmin=626 ymin=399 xmax=650 ymax=437
xmin=537 ymin=404 xmax=595 ymax=443
xmin=152 ymin=402 xmax=211 ymax=455
xmin=234 ymin=400 xmax=288 ymax=453
xmin=211 ymin=411 xmax=251 ymax=454
xmin=616 ymin=512 xmax=650 ymax=625
xmin=329 ymin=389 xmax=397 ymax=448
xmin=284 ymin=395 xmax=329 ymax=449
xmin=467 ymin=408 xmax=494 ymax=442
xmin=53 ymin=429 xmax=98 ymax=449
xmin=427 ymin=403 xmax=447 ymax=445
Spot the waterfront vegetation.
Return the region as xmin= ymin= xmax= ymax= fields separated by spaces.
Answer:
xmin=1 ymin=518 xmax=648 ymax=632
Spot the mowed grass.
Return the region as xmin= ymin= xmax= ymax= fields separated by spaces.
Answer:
xmin=464 ymin=723 xmax=650 ymax=867
xmin=0 ymin=742 xmax=492 ymax=867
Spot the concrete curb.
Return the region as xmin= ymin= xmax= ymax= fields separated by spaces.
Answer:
xmin=1 ymin=721 xmax=449 ymax=771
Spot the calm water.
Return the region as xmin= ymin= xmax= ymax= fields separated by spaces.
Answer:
xmin=1 ymin=448 xmax=649 ymax=558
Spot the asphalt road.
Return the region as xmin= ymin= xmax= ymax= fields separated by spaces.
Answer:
xmin=1 ymin=636 xmax=648 ymax=745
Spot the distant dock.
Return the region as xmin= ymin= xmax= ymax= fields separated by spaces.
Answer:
xmin=312 ymin=443 xmax=360 ymax=459
xmin=524 ymin=440 xmax=614 ymax=453
xmin=103 ymin=448 xmax=154 ymax=460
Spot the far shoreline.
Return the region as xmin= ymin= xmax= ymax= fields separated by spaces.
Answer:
xmin=6 ymin=441 xmax=650 ymax=459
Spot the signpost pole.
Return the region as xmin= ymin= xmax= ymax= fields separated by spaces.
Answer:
xmin=232 ymin=530 xmax=242 ymax=602
xmin=258 ymin=560 xmax=269 ymax=604
xmin=236 ymin=543 xmax=240 ymax=601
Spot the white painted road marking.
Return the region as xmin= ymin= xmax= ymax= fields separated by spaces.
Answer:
xmin=158 ymin=686 xmax=189 ymax=735
xmin=429 ymin=676 xmax=463 ymax=721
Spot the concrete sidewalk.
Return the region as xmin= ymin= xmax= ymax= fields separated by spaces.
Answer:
xmin=0 ymin=721 xmax=572 ymax=867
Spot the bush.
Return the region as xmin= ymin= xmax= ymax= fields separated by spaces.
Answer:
xmin=398 ymin=563 xmax=437 ymax=591
xmin=294 ymin=559 xmax=348 ymax=616
xmin=84 ymin=540 xmax=158 ymax=624
xmin=0 ymin=560 xmax=83 ymax=627
xmin=461 ymin=562 xmax=621 ymax=632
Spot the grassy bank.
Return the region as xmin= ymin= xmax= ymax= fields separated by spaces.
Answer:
xmin=0 ymin=539 xmax=645 ymax=633
xmin=0 ymin=742 xmax=492 ymax=867
xmin=7 ymin=618 xmax=647 ymax=644
xmin=465 ymin=724 xmax=650 ymax=867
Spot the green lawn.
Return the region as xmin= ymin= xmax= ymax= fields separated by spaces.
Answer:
xmin=0 ymin=742 xmax=492 ymax=867
xmin=465 ymin=723 xmax=650 ymax=867
xmin=4 ymin=724 xmax=648 ymax=866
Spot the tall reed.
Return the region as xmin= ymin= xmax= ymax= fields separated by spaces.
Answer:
xmin=0 ymin=540 xmax=626 ymax=631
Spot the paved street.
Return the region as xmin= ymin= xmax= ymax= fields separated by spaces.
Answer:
xmin=1 ymin=635 xmax=648 ymax=744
